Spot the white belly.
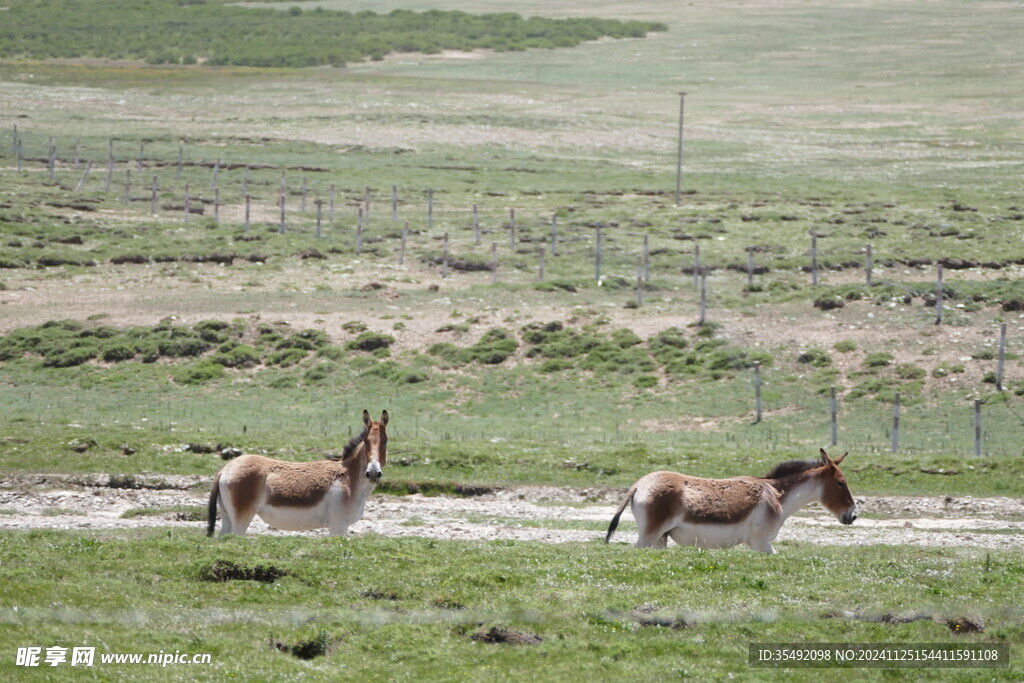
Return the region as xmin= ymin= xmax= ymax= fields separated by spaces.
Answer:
xmin=669 ymin=507 xmax=780 ymax=549
xmin=256 ymin=488 xmax=336 ymax=531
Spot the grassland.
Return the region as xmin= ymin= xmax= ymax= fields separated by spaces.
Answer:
xmin=1 ymin=0 xmax=1023 ymax=678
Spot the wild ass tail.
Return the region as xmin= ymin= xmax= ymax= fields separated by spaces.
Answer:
xmin=605 ymin=486 xmax=637 ymax=543
xmin=206 ymin=472 xmax=221 ymax=538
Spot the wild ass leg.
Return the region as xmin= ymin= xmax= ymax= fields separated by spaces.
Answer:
xmin=216 ymin=497 xmax=233 ymax=536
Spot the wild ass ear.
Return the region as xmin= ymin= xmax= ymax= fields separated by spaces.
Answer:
xmin=362 ymin=409 xmax=371 ymax=427
xmin=819 ymin=448 xmax=833 ymax=466
xmin=833 ymin=452 xmax=848 ymax=465
xmin=380 ymin=410 xmax=389 ymax=427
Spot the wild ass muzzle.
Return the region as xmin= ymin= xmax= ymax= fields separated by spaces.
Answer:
xmin=605 ymin=449 xmax=856 ymax=554
xmin=207 ymin=409 xmax=389 ymax=537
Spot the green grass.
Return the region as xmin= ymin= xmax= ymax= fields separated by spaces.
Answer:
xmin=0 ymin=530 xmax=1020 ymax=680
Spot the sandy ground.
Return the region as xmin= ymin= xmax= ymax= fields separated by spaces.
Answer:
xmin=1 ymin=476 xmax=1021 ymax=550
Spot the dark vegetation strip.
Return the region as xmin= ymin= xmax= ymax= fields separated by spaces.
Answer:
xmin=0 ymin=0 xmax=667 ymax=67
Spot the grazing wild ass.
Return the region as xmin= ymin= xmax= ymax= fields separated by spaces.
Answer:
xmin=207 ymin=410 xmax=388 ymax=537
xmin=605 ymin=449 xmax=856 ymax=553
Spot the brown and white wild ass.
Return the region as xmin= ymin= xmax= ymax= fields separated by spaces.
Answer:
xmin=206 ymin=410 xmax=388 ymax=537
xmin=605 ymin=449 xmax=856 ymax=553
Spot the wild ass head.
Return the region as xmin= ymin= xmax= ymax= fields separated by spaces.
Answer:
xmin=818 ymin=448 xmax=856 ymax=525
xmin=358 ymin=409 xmax=388 ymax=484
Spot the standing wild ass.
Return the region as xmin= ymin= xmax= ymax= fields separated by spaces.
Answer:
xmin=606 ymin=449 xmax=856 ymax=553
xmin=207 ymin=409 xmax=388 ymax=537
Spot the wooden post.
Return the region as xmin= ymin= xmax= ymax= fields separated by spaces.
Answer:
xmin=427 ymin=188 xmax=434 ymax=230
xmin=746 ymin=246 xmax=755 ymax=288
xmin=811 ymin=233 xmax=819 ymax=286
xmin=935 ymin=265 xmax=944 ymax=325
xmin=123 ymin=169 xmax=131 ymax=204
xmin=997 ymin=322 xmax=1007 ymax=391
xmin=891 ymin=392 xmax=900 ymax=454
xmin=866 ymin=243 xmax=873 ymax=286
xmin=16 ymin=138 xmax=22 ymax=172
xmin=279 ymin=194 xmax=286 ymax=234
xmin=315 ymin=199 xmax=323 ymax=239
xmin=509 ymin=208 xmax=516 ymax=249
xmin=595 ymin=227 xmax=602 ymax=282
xmin=150 ymin=175 xmax=158 ymax=214
xmin=184 ymin=184 xmax=191 ymax=223
xmin=104 ymin=139 xmax=114 ymax=192
xmin=176 ymin=142 xmax=183 ymax=179
xmin=675 ymin=91 xmax=686 ymax=206
xmin=399 ymin=221 xmax=408 ymax=265
xmin=392 ymin=184 xmax=398 ymax=221
xmin=550 ymin=214 xmax=558 ymax=256
xmin=75 ymin=161 xmax=93 ymax=193
xmin=356 ymin=208 xmax=364 ymax=254
xmin=213 ymin=187 xmax=220 ymax=225
xmin=244 ymin=194 xmax=251 ymax=234
xmin=643 ymin=234 xmax=650 ymax=283
xmin=442 ymin=232 xmax=449 ymax=278
xmin=635 ymin=257 xmax=644 ymax=307
xmin=693 ymin=244 xmax=700 ymax=288
xmin=753 ymin=362 xmax=762 ymax=424
xmin=974 ymin=399 xmax=982 ymax=457
xmin=328 ymin=183 xmax=336 ymax=222
xmin=830 ymin=386 xmax=838 ymax=446
xmin=490 ymin=242 xmax=498 ymax=284
xmin=538 ymin=248 xmax=545 ymax=281
xmin=699 ymin=268 xmax=707 ymax=325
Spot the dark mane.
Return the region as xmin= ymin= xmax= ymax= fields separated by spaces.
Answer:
xmin=763 ymin=459 xmax=820 ymax=480
xmin=327 ymin=425 xmax=368 ymax=461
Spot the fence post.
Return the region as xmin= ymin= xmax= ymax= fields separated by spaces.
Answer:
xmin=399 ymin=221 xmax=408 ymax=265
xmin=997 ymin=322 xmax=1007 ymax=391
xmin=693 ymin=244 xmax=700 ymax=288
xmin=866 ymin=243 xmax=873 ymax=286
xmin=244 ymin=194 xmax=251 ymax=234
xmin=595 ymin=227 xmax=602 ymax=282
xmin=150 ymin=175 xmax=158 ymax=214
xmin=243 ymin=165 xmax=249 ymax=197
xmin=75 ymin=162 xmax=93 ymax=193
xmin=935 ymin=265 xmax=944 ymax=325
xmin=753 ymin=362 xmax=762 ymax=424
xmin=356 ymin=208 xmax=364 ymax=254
xmin=442 ymin=232 xmax=449 ymax=278
xmin=211 ymin=158 xmax=220 ymax=192
xmin=891 ymin=392 xmax=900 ymax=453
xmin=830 ymin=386 xmax=838 ymax=446
xmin=16 ymin=137 xmax=22 ymax=172
xmin=974 ymin=399 xmax=982 ymax=457
xmin=279 ymin=194 xmax=286 ymax=234
xmin=184 ymin=184 xmax=191 ymax=224
xmin=214 ymin=187 xmax=220 ymax=225
xmin=315 ymin=199 xmax=323 ymax=238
